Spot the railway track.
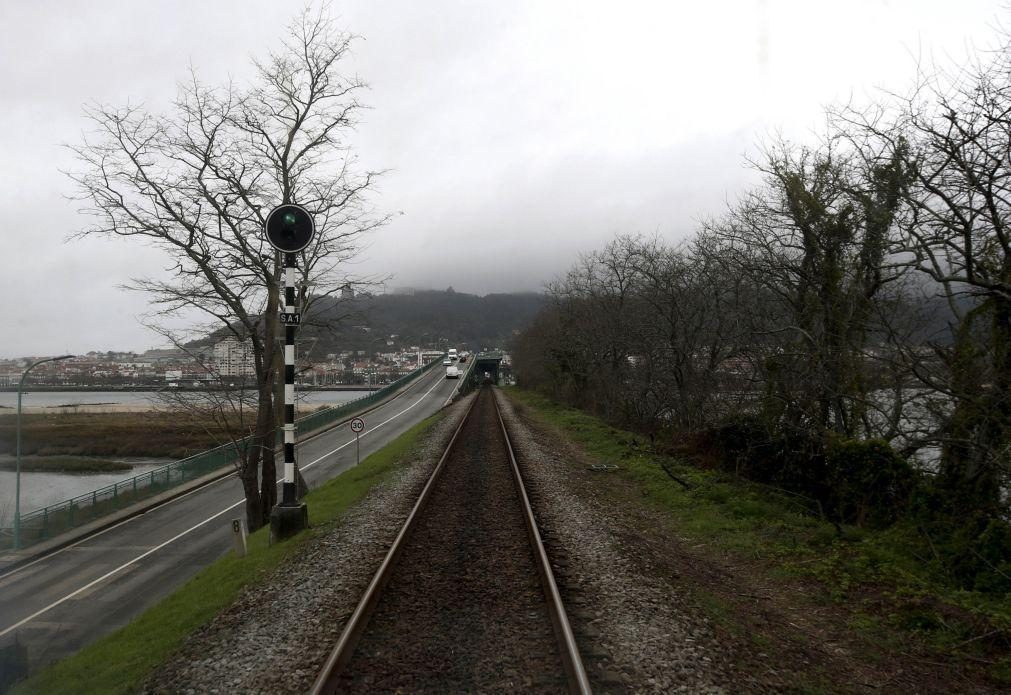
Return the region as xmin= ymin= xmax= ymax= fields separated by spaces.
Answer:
xmin=311 ymin=386 xmax=591 ymax=694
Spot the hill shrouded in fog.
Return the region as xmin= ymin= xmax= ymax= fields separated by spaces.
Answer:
xmin=301 ymin=289 xmax=546 ymax=354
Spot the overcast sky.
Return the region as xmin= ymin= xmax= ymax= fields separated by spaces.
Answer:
xmin=1 ymin=0 xmax=1007 ymax=357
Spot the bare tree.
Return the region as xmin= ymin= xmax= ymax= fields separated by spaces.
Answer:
xmin=68 ymin=8 xmax=384 ymax=530
xmin=839 ymin=46 xmax=1011 ymax=514
xmin=624 ymin=232 xmax=753 ymax=432
xmin=707 ymin=137 xmax=909 ymax=440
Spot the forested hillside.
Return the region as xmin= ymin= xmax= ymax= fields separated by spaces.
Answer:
xmin=302 ymin=290 xmax=546 ymax=353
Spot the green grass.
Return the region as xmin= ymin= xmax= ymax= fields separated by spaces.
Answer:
xmin=13 ymin=412 xmax=443 ymax=695
xmin=505 ymin=388 xmax=1011 ymax=680
xmin=506 ymin=389 xmax=824 ymax=558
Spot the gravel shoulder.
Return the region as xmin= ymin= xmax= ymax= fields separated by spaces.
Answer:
xmin=496 ymin=389 xmax=729 ymax=693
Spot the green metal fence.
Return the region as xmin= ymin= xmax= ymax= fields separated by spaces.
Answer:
xmin=457 ymin=355 xmax=478 ymax=395
xmin=1 ymin=358 xmax=442 ymax=552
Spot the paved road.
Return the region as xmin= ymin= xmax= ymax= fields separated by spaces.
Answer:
xmin=0 ymin=367 xmax=462 ymax=672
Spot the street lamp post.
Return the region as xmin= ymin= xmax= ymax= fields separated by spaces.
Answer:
xmin=15 ymin=354 xmax=74 ymax=550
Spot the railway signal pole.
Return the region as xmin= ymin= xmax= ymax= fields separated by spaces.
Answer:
xmin=265 ymin=203 xmax=315 ymax=540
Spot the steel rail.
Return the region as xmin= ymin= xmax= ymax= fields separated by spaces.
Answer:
xmin=492 ymin=390 xmax=592 ymax=695
xmin=309 ymin=390 xmax=481 ymax=695
xmin=310 ymin=387 xmax=591 ymax=694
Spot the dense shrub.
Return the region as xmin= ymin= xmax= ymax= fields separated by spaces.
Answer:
xmin=708 ymin=420 xmax=917 ymax=530
xmin=706 ymin=417 xmax=829 ymax=508
xmin=923 ymin=515 xmax=1011 ymax=593
xmin=825 ymin=438 xmax=916 ymax=528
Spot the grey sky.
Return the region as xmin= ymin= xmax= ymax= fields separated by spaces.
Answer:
xmin=0 ymin=0 xmax=1006 ymax=357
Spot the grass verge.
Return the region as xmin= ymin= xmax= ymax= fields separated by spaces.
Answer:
xmin=13 ymin=412 xmax=442 ymax=695
xmin=505 ymin=387 xmax=1011 ymax=689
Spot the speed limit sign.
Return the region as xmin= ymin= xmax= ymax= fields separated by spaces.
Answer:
xmin=350 ymin=417 xmax=365 ymax=467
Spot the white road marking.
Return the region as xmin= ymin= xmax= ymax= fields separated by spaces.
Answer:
xmin=0 ymin=375 xmax=446 ymax=637
xmin=0 ymin=499 xmax=246 ymax=637
xmin=301 ymin=376 xmax=443 ymax=470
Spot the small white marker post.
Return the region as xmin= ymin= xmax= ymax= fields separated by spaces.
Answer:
xmin=350 ymin=417 xmax=365 ymax=467
xmin=231 ymin=518 xmax=248 ymax=558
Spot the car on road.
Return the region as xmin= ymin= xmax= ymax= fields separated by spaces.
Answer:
xmin=446 ymin=366 xmax=460 ymax=379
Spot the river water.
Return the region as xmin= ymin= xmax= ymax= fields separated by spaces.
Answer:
xmin=0 ymin=458 xmax=170 ymax=518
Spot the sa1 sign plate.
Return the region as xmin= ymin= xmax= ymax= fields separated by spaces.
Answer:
xmin=280 ymin=312 xmax=301 ymax=325
xmin=350 ymin=417 xmax=365 ymax=433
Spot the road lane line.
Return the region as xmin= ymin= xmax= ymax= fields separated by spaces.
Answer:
xmin=0 ymin=375 xmax=447 ymax=636
xmin=301 ymin=375 xmax=444 ymax=469
xmin=0 ymin=498 xmax=246 ymax=638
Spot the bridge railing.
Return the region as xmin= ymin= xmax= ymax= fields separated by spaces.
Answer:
xmin=0 ymin=357 xmax=442 ymax=552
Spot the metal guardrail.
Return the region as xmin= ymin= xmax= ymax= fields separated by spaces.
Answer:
xmin=456 ymin=355 xmax=478 ymax=396
xmin=0 ymin=358 xmax=443 ymax=552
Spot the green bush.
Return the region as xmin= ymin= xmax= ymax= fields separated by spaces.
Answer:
xmin=825 ymin=438 xmax=916 ymax=529
xmin=942 ymin=517 xmax=1011 ymax=593
xmin=708 ymin=420 xmax=920 ymax=531
xmin=706 ymin=417 xmax=829 ymax=509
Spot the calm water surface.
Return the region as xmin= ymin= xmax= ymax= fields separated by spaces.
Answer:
xmin=0 ymin=458 xmax=170 ymax=514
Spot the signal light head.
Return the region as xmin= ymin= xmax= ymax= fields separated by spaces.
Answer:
xmin=265 ymin=204 xmax=315 ymax=252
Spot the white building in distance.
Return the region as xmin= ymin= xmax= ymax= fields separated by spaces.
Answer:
xmin=213 ymin=338 xmax=255 ymax=378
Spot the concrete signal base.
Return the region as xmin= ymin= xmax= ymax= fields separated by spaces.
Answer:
xmin=269 ymin=503 xmax=308 ymax=542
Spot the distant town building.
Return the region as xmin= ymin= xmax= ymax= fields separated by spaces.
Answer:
xmin=142 ymin=347 xmax=189 ymax=363
xmin=212 ymin=338 xmax=255 ymax=378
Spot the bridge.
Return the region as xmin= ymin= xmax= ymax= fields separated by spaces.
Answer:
xmin=470 ymin=350 xmax=505 ymax=385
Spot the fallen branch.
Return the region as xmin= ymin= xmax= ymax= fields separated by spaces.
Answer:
xmin=658 ymin=461 xmax=692 ymax=490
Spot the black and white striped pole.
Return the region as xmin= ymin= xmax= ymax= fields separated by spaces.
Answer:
xmin=265 ymin=203 xmax=315 ymax=540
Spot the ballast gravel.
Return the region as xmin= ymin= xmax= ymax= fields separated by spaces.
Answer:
xmin=147 ymin=388 xmax=730 ymax=693
xmin=495 ymin=390 xmax=729 ymax=693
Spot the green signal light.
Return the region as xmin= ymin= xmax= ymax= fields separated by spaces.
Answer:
xmin=265 ymin=204 xmax=314 ymax=252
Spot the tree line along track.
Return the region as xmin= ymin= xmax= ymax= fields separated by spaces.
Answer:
xmin=311 ymin=386 xmax=591 ymax=694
